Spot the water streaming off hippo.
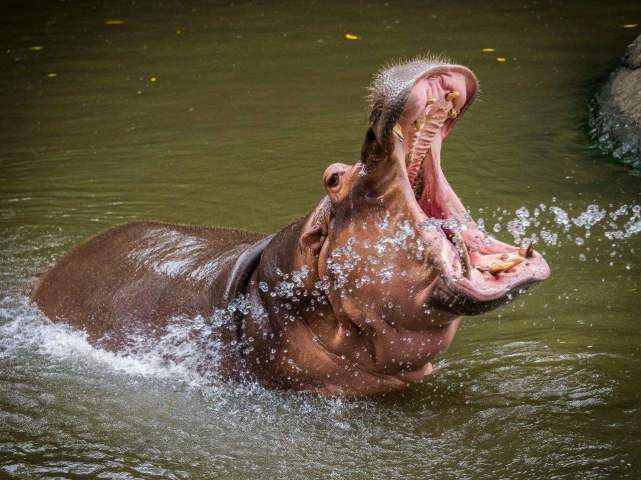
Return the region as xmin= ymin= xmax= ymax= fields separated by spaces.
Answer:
xmin=2 ymin=0 xmax=641 ymax=478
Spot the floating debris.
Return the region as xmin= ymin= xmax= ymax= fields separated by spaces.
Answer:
xmin=46 ymin=73 xmax=57 ymax=78
xmin=622 ymin=23 xmax=638 ymax=28
xmin=496 ymin=57 xmax=507 ymax=63
xmin=345 ymin=33 xmax=360 ymax=40
xmin=105 ymin=19 xmax=126 ymax=25
xmin=482 ymin=48 xmax=495 ymax=52
xmin=29 ymin=46 xmax=44 ymax=51
xmin=149 ymin=76 xmax=157 ymax=82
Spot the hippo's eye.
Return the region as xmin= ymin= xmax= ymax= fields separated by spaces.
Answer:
xmin=327 ymin=172 xmax=340 ymax=188
xmin=322 ymin=163 xmax=349 ymax=195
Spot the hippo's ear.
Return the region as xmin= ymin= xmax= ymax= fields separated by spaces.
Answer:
xmin=300 ymin=197 xmax=331 ymax=255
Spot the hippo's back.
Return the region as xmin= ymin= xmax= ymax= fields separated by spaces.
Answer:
xmin=30 ymin=222 xmax=266 ymax=349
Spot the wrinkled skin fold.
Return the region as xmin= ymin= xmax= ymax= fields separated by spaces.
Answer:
xmin=31 ymin=57 xmax=550 ymax=396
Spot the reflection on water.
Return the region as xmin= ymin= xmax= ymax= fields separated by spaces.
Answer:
xmin=1 ymin=0 xmax=641 ymax=478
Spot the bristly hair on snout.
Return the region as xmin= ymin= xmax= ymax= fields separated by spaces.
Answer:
xmin=367 ymin=53 xmax=453 ymax=105
xmin=364 ymin=54 xmax=480 ymax=141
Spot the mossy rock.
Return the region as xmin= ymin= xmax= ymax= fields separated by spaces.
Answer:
xmin=589 ymin=34 xmax=641 ymax=170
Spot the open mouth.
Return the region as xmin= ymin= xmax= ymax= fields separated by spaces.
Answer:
xmin=391 ymin=68 xmax=550 ymax=301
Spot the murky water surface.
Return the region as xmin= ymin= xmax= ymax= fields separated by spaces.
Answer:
xmin=2 ymin=1 xmax=641 ymax=478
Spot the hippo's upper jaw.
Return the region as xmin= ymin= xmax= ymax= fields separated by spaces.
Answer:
xmin=365 ymin=58 xmax=551 ymax=315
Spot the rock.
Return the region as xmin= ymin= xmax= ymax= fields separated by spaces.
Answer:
xmin=589 ymin=34 xmax=641 ymax=170
xmin=622 ymin=34 xmax=641 ymax=69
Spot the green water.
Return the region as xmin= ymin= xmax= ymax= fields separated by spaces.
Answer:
xmin=2 ymin=1 xmax=641 ymax=478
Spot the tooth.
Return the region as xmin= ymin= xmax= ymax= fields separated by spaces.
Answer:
xmin=455 ymin=233 xmax=472 ymax=279
xmin=445 ymin=91 xmax=460 ymax=102
xmin=526 ymin=242 xmax=534 ymax=258
xmin=477 ymin=255 xmax=525 ymax=274
xmin=412 ymin=164 xmax=424 ymax=199
xmin=448 ymin=109 xmax=459 ymax=119
xmin=519 ymin=239 xmax=528 ymax=257
xmin=413 ymin=120 xmax=421 ymax=131
xmin=425 ymin=97 xmax=436 ymax=106
xmin=393 ymin=123 xmax=404 ymax=141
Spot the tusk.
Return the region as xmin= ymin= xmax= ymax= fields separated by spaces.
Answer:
xmin=445 ymin=91 xmax=460 ymax=102
xmin=519 ymin=239 xmax=528 ymax=257
xmin=413 ymin=119 xmax=422 ymax=131
xmin=454 ymin=233 xmax=472 ymax=280
xmin=475 ymin=253 xmax=525 ymax=274
xmin=526 ymin=242 xmax=534 ymax=258
xmin=477 ymin=260 xmax=523 ymax=274
xmin=519 ymin=239 xmax=535 ymax=258
xmin=393 ymin=123 xmax=404 ymax=141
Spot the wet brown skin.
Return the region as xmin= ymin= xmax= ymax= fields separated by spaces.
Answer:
xmin=31 ymin=58 xmax=550 ymax=396
xmin=30 ymin=222 xmax=270 ymax=378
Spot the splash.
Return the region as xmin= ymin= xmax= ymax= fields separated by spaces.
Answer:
xmin=473 ymin=200 xmax=641 ymax=266
xmin=3 ymin=199 xmax=639 ymax=386
xmin=0 ymin=295 xmax=222 ymax=387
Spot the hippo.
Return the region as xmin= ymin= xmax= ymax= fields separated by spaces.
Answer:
xmin=31 ymin=57 xmax=550 ymax=396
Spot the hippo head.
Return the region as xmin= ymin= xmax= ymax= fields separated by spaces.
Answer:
xmin=300 ymin=57 xmax=550 ymax=328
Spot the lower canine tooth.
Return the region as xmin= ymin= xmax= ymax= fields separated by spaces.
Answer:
xmin=448 ymin=109 xmax=459 ymax=119
xmin=519 ymin=239 xmax=528 ymax=257
xmin=476 ymin=254 xmax=525 ymax=274
xmin=393 ymin=123 xmax=404 ymax=141
xmin=526 ymin=242 xmax=534 ymax=258
xmin=519 ymin=239 xmax=535 ymax=258
xmin=454 ymin=233 xmax=472 ymax=280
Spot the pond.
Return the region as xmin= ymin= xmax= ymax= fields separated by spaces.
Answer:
xmin=1 ymin=0 xmax=640 ymax=478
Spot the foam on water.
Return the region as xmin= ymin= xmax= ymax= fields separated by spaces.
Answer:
xmin=0 ymin=289 xmax=365 ymax=422
xmin=0 ymin=295 xmax=219 ymax=388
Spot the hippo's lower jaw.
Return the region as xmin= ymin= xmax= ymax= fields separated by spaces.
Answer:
xmin=390 ymin=67 xmax=550 ymax=314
